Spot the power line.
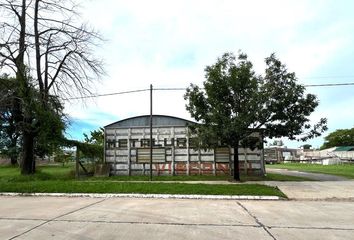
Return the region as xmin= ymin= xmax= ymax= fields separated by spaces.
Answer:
xmin=63 ymin=88 xmax=149 ymax=100
xmin=304 ymin=82 xmax=354 ymax=87
xmin=302 ymin=75 xmax=354 ymax=79
xmin=63 ymin=82 xmax=354 ymax=100
xmin=154 ymin=87 xmax=186 ymax=91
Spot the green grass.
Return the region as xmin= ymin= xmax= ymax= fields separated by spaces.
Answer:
xmin=267 ymin=163 xmax=354 ymax=179
xmin=0 ymin=165 xmax=74 ymax=181
xmin=0 ymin=164 xmax=309 ymax=182
xmin=101 ymin=174 xmax=231 ymax=182
xmin=0 ymin=181 xmax=285 ymax=197
xmin=246 ymin=173 xmax=312 ymax=181
xmin=0 ymin=165 xmax=288 ymax=197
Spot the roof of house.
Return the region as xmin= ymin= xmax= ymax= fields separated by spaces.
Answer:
xmin=104 ymin=115 xmax=196 ymax=129
xmin=334 ymin=146 xmax=354 ymax=152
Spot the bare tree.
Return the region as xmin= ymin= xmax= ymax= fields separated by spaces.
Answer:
xmin=0 ymin=0 xmax=105 ymax=174
xmin=31 ymin=0 xmax=105 ymax=101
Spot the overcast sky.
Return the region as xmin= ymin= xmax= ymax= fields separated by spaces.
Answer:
xmin=65 ymin=0 xmax=354 ymax=149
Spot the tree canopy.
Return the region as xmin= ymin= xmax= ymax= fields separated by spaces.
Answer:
xmin=84 ymin=128 xmax=104 ymax=146
xmin=0 ymin=74 xmax=66 ymax=163
xmin=0 ymin=75 xmax=20 ymax=164
xmin=185 ymin=52 xmax=327 ymax=180
xmin=321 ymin=128 xmax=354 ymax=149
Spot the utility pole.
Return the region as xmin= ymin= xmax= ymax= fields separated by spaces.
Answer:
xmin=150 ymin=84 xmax=153 ymax=181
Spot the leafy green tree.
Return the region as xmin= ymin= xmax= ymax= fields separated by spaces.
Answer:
xmin=302 ymin=144 xmax=312 ymax=150
xmin=33 ymin=94 xmax=66 ymax=159
xmin=0 ymin=74 xmax=66 ymax=165
xmin=54 ymin=148 xmax=73 ymax=166
xmin=82 ymin=128 xmax=104 ymax=162
xmin=84 ymin=128 xmax=104 ymax=146
xmin=64 ymin=138 xmax=103 ymax=163
xmin=185 ymin=52 xmax=327 ymax=181
xmin=321 ymin=128 xmax=354 ymax=149
xmin=0 ymin=75 xmax=21 ymax=165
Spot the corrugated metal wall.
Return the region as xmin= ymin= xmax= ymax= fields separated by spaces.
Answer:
xmin=105 ymin=126 xmax=264 ymax=176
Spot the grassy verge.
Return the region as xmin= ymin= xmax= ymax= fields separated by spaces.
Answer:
xmin=267 ymin=163 xmax=354 ymax=179
xmin=246 ymin=173 xmax=312 ymax=181
xmin=0 ymin=165 xmax=288 ymax=197
xmin=0 ymin=181 xmax=285 ymax=197
xmin=0 ymin=165 xmax=310 ymax=182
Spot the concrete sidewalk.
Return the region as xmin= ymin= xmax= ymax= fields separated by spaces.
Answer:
xmin=1 ymin=196 xmax=354 ymax=240
xmin=264 ymin=181 xmax=354 ymax=200
xmin=263 ymin=168 xmax=354 ymax=200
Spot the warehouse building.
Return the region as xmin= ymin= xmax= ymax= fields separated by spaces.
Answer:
xmin=104 ymin=115 xmax=265 ymax=176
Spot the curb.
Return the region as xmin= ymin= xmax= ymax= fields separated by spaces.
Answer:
xmin=0 ymin=192 xmax=282 ymax=200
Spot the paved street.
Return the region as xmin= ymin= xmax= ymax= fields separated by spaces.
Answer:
xmin=1 ymin=195 xmax=354 ymax=240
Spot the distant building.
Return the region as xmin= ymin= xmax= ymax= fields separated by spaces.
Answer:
xmin=264 ymin=147 xmax=298 ymax=164
xmin=104 ymin=115 xmax=265 ymax=176
xmin=301 ymin=146 xmax=354 ymax=165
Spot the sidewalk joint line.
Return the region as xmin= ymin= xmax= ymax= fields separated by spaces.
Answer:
xmin=237 ymin=201 xmax=277 ymax=240
xmin=8 ymin=198 xmax=106 ymax=240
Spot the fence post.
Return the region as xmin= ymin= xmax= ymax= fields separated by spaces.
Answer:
xmin=75 ymin=146 xmax=79 ymax=179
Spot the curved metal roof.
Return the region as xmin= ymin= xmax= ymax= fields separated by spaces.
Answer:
xmin=104 ymin=115 xmax=196 ymax=129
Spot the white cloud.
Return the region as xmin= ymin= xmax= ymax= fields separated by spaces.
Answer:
xmin=64 ymin=0 xmax=354 ymax=144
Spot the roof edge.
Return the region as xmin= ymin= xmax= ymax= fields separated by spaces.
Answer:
xmin=104 ymin=114 xmax=197 ymax=128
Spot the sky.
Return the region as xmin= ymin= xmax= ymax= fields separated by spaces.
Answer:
xmin=65 ymin=0 xmax=354 ymax=149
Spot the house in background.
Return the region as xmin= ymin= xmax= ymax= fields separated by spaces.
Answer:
xmin=264 ymin=147 xmax=298 ymax=164
xmin=300 ymin=146 xmax=354 ymax=165
xmin=104 ymin=115 xmax=265 ymax=176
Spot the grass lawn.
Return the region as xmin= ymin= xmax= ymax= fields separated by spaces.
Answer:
xmin=267 ymin=163 xmax=354 ymax=179
xmin=248 ymin=173 xmax=312 ymax=181
xmin=96 ymin=172 xmax=310 ymax=182
xmin=0 ymin=165 xmax=288 ymax=197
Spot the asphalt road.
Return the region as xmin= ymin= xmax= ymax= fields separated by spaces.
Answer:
xmin=1 ymin=195 xmax=354 ymax=240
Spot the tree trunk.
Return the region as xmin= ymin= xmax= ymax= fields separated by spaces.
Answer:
xmin=233 ymin=142 xmax=240 ymax=181
xmin=15 ymin=0 xmax=36 ymax=175
xmin=10 ymin=156 xmax=17 ymax=165
xmin=9 ymin=137 xmax=18 ymax=165
xmin=21 ymin=130 xmax=35 ymax=175
xmin=10 ymin=140 xmax=18 ymax=165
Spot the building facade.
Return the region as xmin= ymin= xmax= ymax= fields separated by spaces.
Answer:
xmin=104 ymin=115 xmax=265 ymax=176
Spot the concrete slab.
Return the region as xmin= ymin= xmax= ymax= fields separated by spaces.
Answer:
xmin=58 ymin=198 xmax=257 ymax=226
xmin=0 ymin=219 xmax=44 ymax=240
xmin=1 ymin=196 xmax=354 ymax=239
xmin=269 ymin=228 xmax=354 ymax=240
xmin=15 ymin=222 xmax=273 ymax=240
xmin=240 ymin=200 xmax=354 ymax=230
xmin=264 ymin=181 xmax=354 ymax=200
xmin=0 ymin=196 xmax=101 ymax=219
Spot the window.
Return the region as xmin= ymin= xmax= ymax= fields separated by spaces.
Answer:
xmin=164 ymin=138 xmax=174 ymax=147
xmin=176 ymin=138 xmax=187 ymax=148
xmin=130 ymin=139 xmax=139 ymax=147
xmin=141 ymin=138 xmax=155 ymax=147
xmin=106 ymin=140 xmax=115 ymax=149
xmin=137 ymin=148 xmax=166 ymax=163
xmin=118 ymin=139 xmax=128 ymax=148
